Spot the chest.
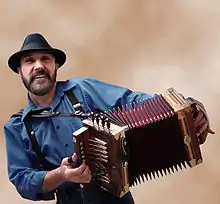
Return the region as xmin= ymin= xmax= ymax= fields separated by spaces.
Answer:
xmin=21 ymin=94 xmax=87 ymax=164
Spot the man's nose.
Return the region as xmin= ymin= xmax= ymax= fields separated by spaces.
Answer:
xmin=33 ymin=60 xmax=44 ymax=70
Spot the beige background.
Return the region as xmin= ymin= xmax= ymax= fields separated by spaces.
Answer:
xmin=0 ymin=0 xmax=220 ymax=203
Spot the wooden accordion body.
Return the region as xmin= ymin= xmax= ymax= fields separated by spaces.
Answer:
xmin=72 ymin=88 xmax=203 ymax=198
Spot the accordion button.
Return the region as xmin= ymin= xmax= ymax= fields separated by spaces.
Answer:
xmin=80 ymin=184 xmax=84 ymax=188
xmin=73 ymin=137 xmax=76 ymax=143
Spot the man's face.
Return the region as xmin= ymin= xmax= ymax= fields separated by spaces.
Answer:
xmin=18 ymin=51 xmax=58 ymax=96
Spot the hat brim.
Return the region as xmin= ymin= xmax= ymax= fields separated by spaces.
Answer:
xmin=8 ymin=48 xmax=66 ymax=73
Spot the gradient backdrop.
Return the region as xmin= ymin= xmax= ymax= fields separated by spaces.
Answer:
xmin=0 ymin=1 xmax=220 ymax=203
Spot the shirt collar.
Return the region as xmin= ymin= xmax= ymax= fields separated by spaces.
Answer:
xmin=21 ymin=94 xmax=49 ymax=121
xmin=21 ymin=79 xmax=78 ymax=121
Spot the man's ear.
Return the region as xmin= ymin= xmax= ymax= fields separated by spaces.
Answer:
xmin=17 ymin=67 xmax=21 ymax=74
xmin=55 ymin=63 xmax=59 ymax=70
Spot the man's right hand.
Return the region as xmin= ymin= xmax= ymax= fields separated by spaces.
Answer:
xmin=59 ymin=153 xmax=92 ymax=184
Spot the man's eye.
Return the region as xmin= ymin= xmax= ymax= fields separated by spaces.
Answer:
xmin=24 ymin=58 xmax=34 ymax=63
xmin=42 ymin=56 xmax=50 ymax=61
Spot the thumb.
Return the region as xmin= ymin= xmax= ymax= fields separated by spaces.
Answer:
xmin=207 ymin=128 xmax=215 ymax=134
xmin=62 ymin=153 xmax=78 ymax=166
xmin=68 ymin=153 xmax=78 ymax=164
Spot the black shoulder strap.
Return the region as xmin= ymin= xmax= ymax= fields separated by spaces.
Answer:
xmin=23 ymin=118 xmax=57 ymax=170
xmin=65 ymin=89 xmax=84 ymax=112
xmin=10 ymin=109 xmax=24 ymax=118
xmin=10 ymin=110 xmax=57 ymax=170
xmin=10 ymin=89 xmax=84 ymax=170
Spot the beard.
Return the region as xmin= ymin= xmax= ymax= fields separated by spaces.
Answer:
xmin=20 ymin=68 xmax=57 ymax=96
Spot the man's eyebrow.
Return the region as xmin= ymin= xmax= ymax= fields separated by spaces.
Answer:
xmin=41 ymin=55 xmax=51 ymax=58
xmin=21 ymin=53 xmax=52 ymax=61
xmin=22 ymin=55 xmax=32 ymax=59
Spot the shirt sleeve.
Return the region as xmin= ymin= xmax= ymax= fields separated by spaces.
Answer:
xmin=79 ymin=78 xmax=154 ymax=112
xmin=4 ymin=120 xmax=55 ymax=201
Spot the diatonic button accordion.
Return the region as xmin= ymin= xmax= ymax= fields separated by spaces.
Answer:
xmin=72 ymin=88 xmax=203 ymax=198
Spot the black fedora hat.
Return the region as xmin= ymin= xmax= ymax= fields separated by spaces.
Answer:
xmin=8 ymin=33 xmax=66 ymax=73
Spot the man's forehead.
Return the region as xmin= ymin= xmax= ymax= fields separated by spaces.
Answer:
xmin=22 ymin=51 xmax=54 ymax=59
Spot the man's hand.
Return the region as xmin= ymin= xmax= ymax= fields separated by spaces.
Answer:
xmin=41 ymin=154 xmax=91 ymax=193
xmin=60 ymin=153 xmax=92 ymax=184
xmin=194 ymin=110 xmax=215 ymax=144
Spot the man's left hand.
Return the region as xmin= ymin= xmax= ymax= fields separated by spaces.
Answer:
xmin=194 ymin=110 xmax=215 ymax=144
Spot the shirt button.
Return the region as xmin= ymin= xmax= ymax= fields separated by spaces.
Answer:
xmin=65 ymin=144 xmax=68 ymax=147
xmin=80 ymin=184 xmax=84 ymax=188
xmin=56 ymin=125 xmax=60 ymax=129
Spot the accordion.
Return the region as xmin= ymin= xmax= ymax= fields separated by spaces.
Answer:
xmin=72 ymin=88 xmax=205 ymax=198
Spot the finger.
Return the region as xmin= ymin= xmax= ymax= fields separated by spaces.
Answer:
xmin=198 ymin=132 xmax=208 ymax=144
xmin=191 ymin=105 xmax=199 ymax=118
xmin=195 ymin=114 xmax=215 ymax=135
xmin=81 ymin=174 xmax=92 ymax=183
xmin=198 ymin=122 xmax=208 ymax=134
xmin=65 ymin=162 xmax=87 ymax=182
xmin=73 ymin=162 xmax=87 ymax=176
xmin=80 ymin=167 xmax=92 ymax=183
xmin=194 ymin=111 xmax=204 ymax=124
xmin=195 ymin=118 xmax=207 ymax=130
xmin=207 ymin=128 xmax=215 ymax=134
xmin=80 ymin=165 xmax=91 ymax=179
xmin=206 ymin=123 xmax=215 ymax=134
xmin=72 ymin=173 xmax=92 ymax=184
xmin=62 ymin=153 xmax=77 ymax=166
xmin=68 ymin=153 xmax=78 ymax=167
xmin=79 ymin=162 xmax=88 ymax=174
xmin=62 ymin=157 xmax=71 ymax=166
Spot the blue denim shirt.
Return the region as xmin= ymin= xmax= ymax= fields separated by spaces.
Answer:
xmin=4 ymin=78 xmax=153 ymax=202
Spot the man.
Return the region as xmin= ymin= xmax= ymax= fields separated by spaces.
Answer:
xmin=4 ymin=33 xmax=214 ymax=204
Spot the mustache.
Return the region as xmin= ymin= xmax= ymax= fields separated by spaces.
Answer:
xmin=30 ymin=69 xmax=51 ymax=83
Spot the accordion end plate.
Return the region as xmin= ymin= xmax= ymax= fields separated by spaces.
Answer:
xmin=177 ymin=107 xmax=203 ymax=169
xmin=189 ymin=159 xmax=197 ymax=167
xmin=119 ymin=184 xmax=130 ymax=198
xmin=189 ymin=158 xmax=203 ymax=167
xmin=119 ymin=161 xmax=130 ymax=197
xmin=197 ymin=158 xmax=203 ymax=164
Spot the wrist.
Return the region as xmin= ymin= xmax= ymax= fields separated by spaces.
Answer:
xmin=41 ymin=167 xmax=67 ymax=193
xmin=57 ymin=166 xmax=67 ymax=184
